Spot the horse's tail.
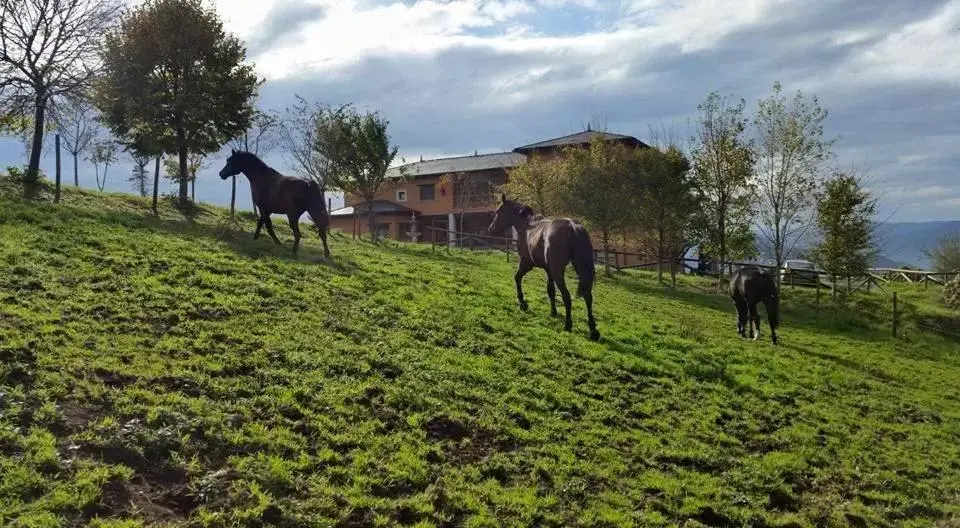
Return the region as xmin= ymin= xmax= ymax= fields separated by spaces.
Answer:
xmin=572 ymin=226 xmax=595 ymax=299
xmin=306 ymin=180 xmax=328 ymax=231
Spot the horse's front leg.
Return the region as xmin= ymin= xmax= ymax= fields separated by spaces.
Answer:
xmin=515 ymin=261 xmax=533 ymax=311
xmin=253 ymin=215 xmax=265 ymax=239
xmin=263 ymin=216 xmax=282 ymax=246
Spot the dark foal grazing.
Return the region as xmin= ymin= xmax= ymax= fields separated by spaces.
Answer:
xmin=488 ymin=194 xmax=600 ymax=341
xmin=729 ymin=266 xmax=779 ymax=344
xmin=218 ymin=150 xmax=330 ymax=257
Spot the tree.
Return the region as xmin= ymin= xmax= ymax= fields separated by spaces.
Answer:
xmin=163 ymin=151 xmax=205 ymax=200
xmin=128 ymin=150 xmax=151 ymax=197
xmin=501 ymin=154 xmax=566 ymax=217
xmin=57 ymin=97 xmax=97 ymax=187
xmin=88 ymin=139 xmax=117 ymax=191
xmin=95 ymin=0 xmax=258 ymax=204
xmin=558 ymin=137 xmax=637 ymax=277
xmin=229 ymin=108 xmax=278 ymax=218
xmin=925 ymin=232 xmax=960 ymax=274
xmin=753 ymin=81 xmax=835 ymax=285
xmin=690 ymin=92 xmax=756 ymax=286
xmin=0 ymin=0 xmax=120 ymax=183
xmin=635 ymin=145 xmax=698 ymax=284
xmin=316 ymin=105 xmax=400 ymax=243
xmin=813 ymin=171 xmax=877 ymax=293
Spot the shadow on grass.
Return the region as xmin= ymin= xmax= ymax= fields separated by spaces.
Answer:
xmin=3 ymin=196 xmax=361 ymax=274
xmin=608 ymin=273 xmax=893 ymax=344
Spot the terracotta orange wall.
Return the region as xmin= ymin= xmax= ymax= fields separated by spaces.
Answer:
xmin=344 ymin=170 xmax=507 ymax=215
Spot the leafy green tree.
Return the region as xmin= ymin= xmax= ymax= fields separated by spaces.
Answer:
xmin=316 ymin=105 xmax=401 ymax=243
xmin=559 ymin=137 xmax=637 ymax=277
xmin=128 ymin=151 xmax=151 ymax=197
xmin=925 ymin=232 xmax=960 ymax=274
xmin=690 ymin=92 xmax=756 ymax=285
xmin=95 ymin=0 xmax=258 ymax=203
xmin=813 ymin=172 xmax=877 ymax=292
xmin=0 ymin=0 xmax=120 ymax=184
xmin=635 ymin=146 xmax=698 ymax=284
xmin=753 ymin=81 xmax=835 ymax=284
xmin=502 ymin=154 xmax=566 ymax=217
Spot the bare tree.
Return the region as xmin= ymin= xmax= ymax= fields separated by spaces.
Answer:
xmin=277 ymin=95 xmax=348 ymax=189
xmin=0 ymin=0 xmax=120 ymax=183
xmin=57 ymin=96 xmax=97 ymax=187
xmin=88 ymin=138 xmax=117 ymax=191
xmin=228 ymin=109 xmax=278 ymax=218
xmin=753 ymin=81 xmax=835 ymax=286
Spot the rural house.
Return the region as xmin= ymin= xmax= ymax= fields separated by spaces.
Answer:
xmin=328 ymin=129 xmax=650 ymax=245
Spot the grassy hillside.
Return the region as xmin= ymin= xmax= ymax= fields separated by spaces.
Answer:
xmin=1 ymin=186 xmax=958 ymax=528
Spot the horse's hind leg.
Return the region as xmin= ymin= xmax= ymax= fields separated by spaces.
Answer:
xmin=263 ymin=216 xmax=282 ymax=246
xmin=318 ymin=227 xmax=330 ymax=258
xmin=546 ymin=274 xmax=557 ymax=317
xmin=582 ymin=282 xmax=600 ymax=341
xmin=287 ymin=214 xmax=302 ymax=254
xmin=733 ymin=296 xmax=747 ymax=337
xmin=552 ymin=267 xmax=573 ymax=332
xmin=749 ymin=302 xmax=761 ymax=341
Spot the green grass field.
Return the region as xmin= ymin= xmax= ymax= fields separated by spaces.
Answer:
xmin=1 ymin=184 xmax=958 ymax=527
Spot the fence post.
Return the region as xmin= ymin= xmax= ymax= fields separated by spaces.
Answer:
xmin=54 ymin=133 xmax=61 ymax=203
xmin=816 ymin=277 xmax=821 ymax=309
xmin=892 ymin=292 xmax=898 ymax=338
xmin=790 ymin=270 xmax=795 ymax=289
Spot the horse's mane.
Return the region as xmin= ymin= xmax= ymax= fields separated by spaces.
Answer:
xmin=237 ymin=151 xmax=282 ymax=179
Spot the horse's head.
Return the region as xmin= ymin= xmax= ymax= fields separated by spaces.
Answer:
xmin=488 ymin=193 xmax=532 ymax=235
xmin=219 ymin=149 xmax=250 ymax=179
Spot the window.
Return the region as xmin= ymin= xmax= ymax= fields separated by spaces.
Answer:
xmin=419 ymin=184 xmax=436 ymax=201
xmin=396 ymin=189 xmax=407 ymax=202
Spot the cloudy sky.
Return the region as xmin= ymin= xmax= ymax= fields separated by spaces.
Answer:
xmin=2 ymin=0 xmax=958 ymax=221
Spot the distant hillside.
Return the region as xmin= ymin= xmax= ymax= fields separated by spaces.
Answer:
xmin=752 ymin=221 xmax=960 ymax=270
xmin=875 ymin=221 xmax=960 ymax=269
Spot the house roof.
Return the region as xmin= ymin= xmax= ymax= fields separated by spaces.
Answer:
xmin=385 ymin=151 xmax=526 ymax=179
xmin=329 ymin=199 xmax=419 ymax=217
xmin=512 ymin=130 xmax=649 ymax=154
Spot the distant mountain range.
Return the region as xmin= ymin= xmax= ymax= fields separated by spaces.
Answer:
xmin=754 ymin=221 xmax=960 ymax=270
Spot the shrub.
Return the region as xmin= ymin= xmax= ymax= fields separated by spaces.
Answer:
xmin=944 ymin=274 xmax=960 ymax=310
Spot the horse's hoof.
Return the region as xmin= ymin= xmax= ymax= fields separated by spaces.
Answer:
xmin=751 ymin=334 xmax=759 ymax=341
xmin=564 ymin=323 xmax=573 ymax=332
xmin=518 ymin=301 xmax=529 ymax=312
xmin=589 ymin=330 xmax=601 ymax=341
xmin=550 ymin=311 xmax=558 ymax=318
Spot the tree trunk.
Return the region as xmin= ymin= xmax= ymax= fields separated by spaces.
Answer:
xmin=657 ymin=223 xmax=665 ymax=283
xmin=176 ymin=128 xmax=188 ymax=203
xmin=152 ymin=155 xmax=161 ymax=215
xmin=717 ymin=214 xmax=726 ymax=291
xmin=73 ymin=153 xmax=79 ymax=187
xmin=191 ymin=176 xmax=195 ymax=201
xmin=367 ymin=198 xmax=377 ymax=243
xmin=54 ymin=134 xmax=61 ymax=203
xmin=603 ymin=230 xmax=611 ymax=277
xmin=230 ymin=175 xmax=236 ymax=220
xmin=26 ymin=97 xmax=46 ymax=186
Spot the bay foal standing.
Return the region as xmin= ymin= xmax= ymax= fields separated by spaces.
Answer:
xmin=218 ymin=149 xmax=331 ymax=257
xmin=488 ymin=195 xmax=600 ymax=341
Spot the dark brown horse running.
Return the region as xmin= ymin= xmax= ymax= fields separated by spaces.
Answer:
xmin=218 ymin=149 xmax=330 ymax=257
xmin=729 ymin=266 xmax=779 ymax=344
xmin=488 ymin=194 xmax=600 ymax=341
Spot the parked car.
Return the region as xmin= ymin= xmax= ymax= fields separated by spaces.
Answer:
xmin=780 ymin=259 xmax=830 ymax=288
